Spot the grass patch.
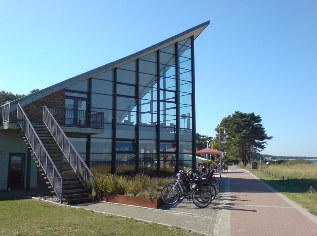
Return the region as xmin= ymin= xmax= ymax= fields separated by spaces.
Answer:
xmin=249 ymin=163 xmax=317 ymax=216
xmin=0 ymin=199 xmax=198 ymax=236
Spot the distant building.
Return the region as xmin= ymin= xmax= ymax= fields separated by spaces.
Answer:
xmin=0 ymin=21 xmax=209 ymax=202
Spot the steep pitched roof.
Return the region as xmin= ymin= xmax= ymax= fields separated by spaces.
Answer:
xmin=13 ymin=21 xmax=209 ymax=106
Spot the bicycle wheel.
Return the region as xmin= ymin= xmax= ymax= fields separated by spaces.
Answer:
xmin=192 ymin=186 xmax=212 ymax=208
xmin=161 ymin=183 xmax=180 ymax=206
xmin=212 ymin=179 xmax=220 ymax=195
xmin=207 ymin=185 xmax=216 ymax=200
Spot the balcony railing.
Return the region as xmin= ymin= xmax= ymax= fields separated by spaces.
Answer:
xmin=48 ymin=107 xmax=104 ymax=129
xmin=1 ymin=102 xmax=17 ymax=124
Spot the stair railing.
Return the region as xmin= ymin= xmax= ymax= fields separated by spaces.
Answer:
xmin=16 ymin=104 xmax=63 ymax=201
xmin=43 ymin=106 xmax=94 ymax=191
xmin=1 ymin=102 xmax=10 ymax=123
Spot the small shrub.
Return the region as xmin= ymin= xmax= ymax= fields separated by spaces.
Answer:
xmin=91 ymin=173 xmax=172 ymax=199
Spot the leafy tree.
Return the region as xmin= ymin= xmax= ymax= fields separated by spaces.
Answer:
xmin=216 ymin=111 xmax=272 ymax=166
xmin=0 ymin=91 xmax=25 ymax=106
xmin=29 ymin=89 xmax=40 ymax=94
xmin=196 ymin=133 xmax=212 ymax=151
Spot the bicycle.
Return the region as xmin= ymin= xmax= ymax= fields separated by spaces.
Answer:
xmin=161 ymin=170 xmax=214 ymax=208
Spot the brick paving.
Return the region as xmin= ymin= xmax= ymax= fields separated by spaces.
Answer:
xmin=74 ymin=167 xmax=317 ymax=236
xmin=226 ymin=166 xmax=317 ymax=236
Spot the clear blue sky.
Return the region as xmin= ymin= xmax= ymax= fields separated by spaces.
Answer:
xmin=1 ymin=1 xmax=316 ymax=157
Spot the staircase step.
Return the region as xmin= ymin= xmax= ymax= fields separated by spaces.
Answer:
xmin=63 ymin=188 xmax=87 ymax=194
xmin=63 ymin=197 xmax=92 ymax=204
xmin=63 ymin=192 xmax=89 ymax=199
xmin=25 ymin=122 xmax=91 ymax=205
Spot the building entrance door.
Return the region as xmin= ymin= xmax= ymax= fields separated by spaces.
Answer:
xmin=8 ymin=154 xmax=25 ymax=189
xmin=65 ymin=97 xmax=88 ymax=126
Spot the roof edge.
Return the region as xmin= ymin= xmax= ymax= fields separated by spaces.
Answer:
xmin=13 ymin=21 xmax=210 ymax=106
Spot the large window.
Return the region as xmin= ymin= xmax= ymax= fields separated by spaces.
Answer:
xmin=87 ymin=37 xmax=194 ymax=175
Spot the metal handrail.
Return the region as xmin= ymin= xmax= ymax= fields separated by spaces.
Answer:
xmin=16 ymin=103 xmax=63 ymax=201
xmin=43 ymin=106 xmax=94 ymax=190
xmin=48 ymin=107 xmax=104 ymax=129
xmin=1 ymin=102 xmax=14 ymax=124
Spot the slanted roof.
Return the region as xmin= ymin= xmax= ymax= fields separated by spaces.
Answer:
xmin=13 ymin=21 xmax=210 ymax=107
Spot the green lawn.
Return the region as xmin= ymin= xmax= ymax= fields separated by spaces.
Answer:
xmin=0 ymin=198 xmax=198 ymax=236
xmin=249 ymin=164 xmax=317 ymax=216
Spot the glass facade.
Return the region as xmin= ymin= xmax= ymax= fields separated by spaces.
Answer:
xmin=65 ymin=36 xmax=195 ymax=175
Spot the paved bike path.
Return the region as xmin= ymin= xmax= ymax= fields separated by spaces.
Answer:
xmin=77 ymin=198 xmax=221 ymax=235
xmin=219 ymin=166 xmax=317 ymax=236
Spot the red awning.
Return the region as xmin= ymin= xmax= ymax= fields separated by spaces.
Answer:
xmin=196 ymin=147 xmax=222 ymax=155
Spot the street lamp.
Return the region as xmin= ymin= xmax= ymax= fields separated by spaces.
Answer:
xmin=218 ymin=127 xmax=225 ymax=178
xmin=206 ymin=138 xmax=212 ymax=160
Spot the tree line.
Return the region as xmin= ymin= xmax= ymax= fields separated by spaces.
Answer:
xmin=197 ymin=111 xmax=272 ymax=166
xmin=0 ymin=89 xmax=39 ymax=106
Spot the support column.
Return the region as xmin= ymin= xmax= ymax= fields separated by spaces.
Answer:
xmin=191 ymin=36 xmax=197 ymax=172
xmin=111 ymin=68 xmax=117 ymax=174
xmin=175 ymin=42 xmax=180 ymax=173
xmin=136 ymin=59 xmax=140 ymax=172
xmin=156 ymin=50 xmax=161 ymax=175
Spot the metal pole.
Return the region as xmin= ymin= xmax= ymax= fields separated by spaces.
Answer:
xmin=218 ymin=127 xmax=225 ymax=178
xmin=219 ymin=128 xmax=222 ymax=178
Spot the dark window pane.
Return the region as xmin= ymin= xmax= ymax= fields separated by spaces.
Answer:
xmin=141 ymin=53 xmax=156 ymax=63
xmin=139 ymin=60 xmax=156 ymax=75
xmin=92 ymin=79 xmax=113 ymax=95
xmin=160 ymin=44 xmax=175 ymax=55
xmin=179 ymin=38 xmax=191 ymax=48
xmin=139 ymin=140 xmax=156 ymax=153
xmin=139 ymin=73 xmax=157 ymax=88
xmin=160 ymin=125 xmax=176 ymax=140
xmin=116 ymin=154 xmax=136 ymax=174
xmin=117 ymin=69 xmax=136 ymax=85
xmin=116 ymin=124 xmax=136 ymax=138
xmin=117 ymin=96 xmax=136 ymax=111
xmin=160 ymin=154 xmax=175 ymax=175
xmin=92 ymin=94 xmax=113 ymax=109
xmin=179 ymin=129 xmax=193 ymax=142
xmin=91 ymin=138 xmax=112 ymax=153
xmin=116 ymin=140 xmax=135 ymax=152
xmin=160 ymin=142 xmax=176 ymax=152
xmin=139 ymin=125 xmax=156 ymax=139
xmin=94 ymin=71 xmax=113 ymax=81
xmin=139 ymin=153 xmax=157 ymax=173
xmin=67 ymin=80 xmax=88 ymax=92
xmin=68 ymin=137 xmax=87 ymax=153
xmin=90 ymin=162 xmax=111 ymax=174
xmin=117 ymin=84 xmax=135 ymax=97
xmin=118 ymin=61 xmax=136 ymax=71
xmin=159 ymin=52 xmax=175 ymax=67
xmin=90 ymin=153 xmax=112 ymax=162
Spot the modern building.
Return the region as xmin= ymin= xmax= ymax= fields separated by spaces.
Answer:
xmin=0 ymin=21 xmax=209 ymax=202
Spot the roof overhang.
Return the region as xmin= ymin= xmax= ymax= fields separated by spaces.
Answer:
xmin=11 ymin=21 xmax=210 ymax=107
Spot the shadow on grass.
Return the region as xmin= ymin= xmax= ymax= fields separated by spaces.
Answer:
xmin=0 ymin=189 xmax=53 ymax=201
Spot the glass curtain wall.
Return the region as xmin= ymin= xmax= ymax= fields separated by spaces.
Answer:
xmin=116 ymin=62 xmax=137 ymax=174
xmin=69 ymin=36 xmax=195 ymax=175
xmin=178 ymin=38 xmax=194 ymax=170
xmin=159 ymin=44 xmax=177 ymax=174
xmin=139 ymin=53 xmax=158 ymax=174
xmin=90 ymin=71 xmax=113 ymax=173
